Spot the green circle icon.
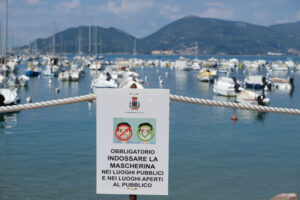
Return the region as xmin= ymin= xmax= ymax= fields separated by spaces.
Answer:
xmin=137 ymin=123 xmax=155 ymax=142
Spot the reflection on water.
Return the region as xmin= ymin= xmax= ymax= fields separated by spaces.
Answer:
xmin=270 ymin=70 xmax=288 ymax=78
xmin=175 ymin=70 xmax=187 ymax=87
xmin=0 ymin=112 xmax=18 ymax=134
xmin=236 ymin=109 xmax=268 ymax=122
xmin=89 ymin=70 xmax=100 ymax=78
xmin=212 ymin=94 xmax=236 ymax=102
xmin=197 ymin=82 xmax=211 ymax=91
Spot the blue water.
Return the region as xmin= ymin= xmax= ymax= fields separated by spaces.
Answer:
xmin=1 ymin=55 xmax=300 ymax=200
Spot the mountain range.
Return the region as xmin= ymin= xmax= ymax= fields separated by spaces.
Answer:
xmin=25 ymin=15 xmax=300 ymax=56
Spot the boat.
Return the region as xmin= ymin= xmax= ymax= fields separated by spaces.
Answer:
xmin=236 ymin=89 xmax=270 ymax=106
xmin=91 ymin=72 xmax=118 ymax=90
xmin=58 ymin=71 xmax=71 ymax=81
xmin=119 ymin=80 xmax=144 ymax=89
xmin=0 ymin=88 xmax=20 ymax=106
xmin=25 ymin=66 xmax=42 ymax=77
xmin=244 ymin=75 xmax=271 ymax=90
xmin=269 ymin=77 xmax=294 ymax=90
xmin=271 ymin=62 xmax=288 ymax=71
xmin=43 ymin=56 xmax=61 ymax=76
xmin=197 ymin=68 xmax=216 ymax=82
xmin=213 ymin=77 xmax=243 ymax=97
xmin=7 ymin=74 xmax=29 ymax=87
xmin=174 ymin=57 xmax=190 ymax=70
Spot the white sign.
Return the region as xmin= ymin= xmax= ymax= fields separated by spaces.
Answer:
xmin=96 ymin=89 xmax=169 ymax=195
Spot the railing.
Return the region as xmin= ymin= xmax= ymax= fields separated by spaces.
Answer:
xmin=0 ymin=94 xmax=300 ymax=115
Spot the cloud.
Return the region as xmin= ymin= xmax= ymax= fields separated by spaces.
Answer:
xmin=296 ymin=10 xmax=300 ymax=20
xmin=25 ymin=0 xmax=39 ymax=5
xmin=99 ymin=0 xmax=154 ymax=15
xmin=276 ymin=19 xmax=291 ymax=24
xmin=204 ymin=2 xmax=224 ymax=8
xmin=57 ymin=0 xmax=80 ymax=13
xmin=253 ymin=12 xmax=266 ymax=19
xmin=200 ymin=7 xmax=233 ymax=19
xmin=159 ymin=4 xmax=181 ymax=19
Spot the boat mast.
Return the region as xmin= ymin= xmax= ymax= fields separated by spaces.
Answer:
xmin=0 ymin=22 xmax=2 ymax=56
xmin=78 ymin=26 xmax=81 ymax=55
xmin=195 ymin=41 xmax=198 ymax=60
xmin=52 ymin=23 xmax=56 ymax=56
xmin=100 ymin=29 xmax=103 ymax=57
xmin=134 ymin=38 xmax=136 ymax=58
xmin=88 ymin=25 xmax=91 ymax=54
xmin=95 ymin=26 xmax=97 ymax=57
xmin=4 ymin=0 xmax=8 ymax=66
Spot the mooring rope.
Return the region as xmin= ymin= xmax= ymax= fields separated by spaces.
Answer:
xmin=0 ymin=94 xmax=300 ymax=115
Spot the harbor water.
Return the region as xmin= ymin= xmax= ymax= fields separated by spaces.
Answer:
xmin=1 ymin=55 xmax=300 ymax=200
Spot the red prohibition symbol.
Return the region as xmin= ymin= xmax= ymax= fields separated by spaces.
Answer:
xmin=115 ymin=124 xmax=133 ymax=142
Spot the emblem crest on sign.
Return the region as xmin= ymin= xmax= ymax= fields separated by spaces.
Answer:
xmin=129 ymin=96 xmax=140 ymax=110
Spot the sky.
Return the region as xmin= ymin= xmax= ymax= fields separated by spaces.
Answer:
xmin=0 ymin=0 xmax=300 ymax=46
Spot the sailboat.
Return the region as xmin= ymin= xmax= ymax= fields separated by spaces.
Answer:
xmin=0 ymin=0 xmax=20 ymax=106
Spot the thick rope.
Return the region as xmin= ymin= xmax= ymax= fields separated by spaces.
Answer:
xmin=0 ymin=94 xmax=300 ymax=115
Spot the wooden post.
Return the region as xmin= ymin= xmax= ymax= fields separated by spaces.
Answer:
xmin=129 ymin=195 xmax=137 ymax=200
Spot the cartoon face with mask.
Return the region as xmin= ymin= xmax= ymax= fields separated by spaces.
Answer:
xmin=137 ymin=123 xmax=155 ymax=143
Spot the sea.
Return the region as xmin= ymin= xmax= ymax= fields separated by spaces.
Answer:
xmin=0 ymin=55 xmax=300 ymax=200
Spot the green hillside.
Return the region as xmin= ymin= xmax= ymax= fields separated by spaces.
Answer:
xmin=26 ymin=16 xmax=300 ymax=55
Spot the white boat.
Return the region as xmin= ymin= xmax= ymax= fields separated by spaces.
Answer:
xmin=58 ymin=71 xmax=71 ymax=81
xmin=119 ymin=80 xmax=144 ymax=89
xmin=0 ymin=74 xmax=6 ymax=86
xmin=18 ymin=75 xmax=30 ymax=87
xmin=244 ymin=75 xmax=271 ymax=90
xmin=91 ymin=73 xmax=118 ymax=90
xmin=43 ymin=57 xmax=61 ymax=76
xmin=69 ymin=64 xmax=83 ymax=81
xmin=271 ymin=62 xmax=288 ymax=71
xmin=89 ymin=60 xmax=102 ymax=70
xmin=270 ymin=77 xmax=294 ymax=90
xmin=174 ymin=57 xmax=190 ymax=70
xmin=0 ymin=88 xmax=20 ymax=106
xmin=7 ymin=75 xmax=29 ymax=87
xmin=236 ymin=89 xmax=270 ymax=106
xmin=213 ymin=77 xmax=243 ymax=97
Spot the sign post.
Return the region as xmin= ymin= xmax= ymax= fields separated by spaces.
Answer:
xmin=96 ymin=89 xmax=169 ymax=196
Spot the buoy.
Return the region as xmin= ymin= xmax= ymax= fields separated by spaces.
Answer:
xmin=147 ymin=82 xmax=150 ymax=87
xmin=232 ymin=113 xmax=238 ymax=121
xmin=26 ymin=96 xmax=32 ymax=103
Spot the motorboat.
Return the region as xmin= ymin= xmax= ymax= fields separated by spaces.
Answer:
xmin=269 ymin=77 xmax=294 ymax=90
xmin=174 ymin=57 xmax=190 ymax=70
xmin=197 ymin=68 xmax=216 ymax=82
xmin=213 ymin=77 xmax=243 ymax=97
xmin=236 ymin=89 xmax=270 ymax=106
xmin=244 ymin=75 xmax=271 ymax=90
xmin=0 ymin=88 xmax=20 ymax=106
xmin=25 ymin=66 xmax=42 ymax=77
xmin=91 ymin=72 xmax=118 ymax=90
xmin=119 ymin=80 xmax=144 ymax=89
xmin=58 ymin=71 xmax=71 ymax=81
xmin=271 ymin=62 xmax=288 ymax=71
xmin=7 ymin=75 xmax=29 ymax=87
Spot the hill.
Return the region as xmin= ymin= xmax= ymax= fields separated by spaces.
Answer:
xmin=30 ymin=26 xmax=136 ymax=54
xmin=269 ymin=21 xmax=300 ymax=37
xmin=140 ymin=15 xmax=300 ymax=55
xmin=25 ymin=16 xmax=300 ymax=55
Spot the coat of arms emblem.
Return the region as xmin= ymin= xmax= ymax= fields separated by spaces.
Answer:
xmin=129 ymin=96 xmax=140 ymax=110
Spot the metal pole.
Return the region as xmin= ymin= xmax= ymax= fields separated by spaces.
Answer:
xmin=129 ymin=195 xmax=137 ymax=200
xmin=4 ymin=0 xmax=8 ymax=65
